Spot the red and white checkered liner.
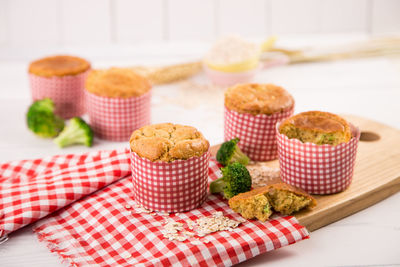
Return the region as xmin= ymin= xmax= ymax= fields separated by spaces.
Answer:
xmin=0 ymin=150 xmax=309 ymax=266
xmin=276 ymin=124 xmax=360 ymax=194
xmin=131 ymin=151 xmax=210 ymax=212
xmin=85 ymin=91 xmax=151 ymax=141
xmin=29 ymin=71 xmax=89 ymax=119
xmin=224 ymin=106 xmax=294 ymax=161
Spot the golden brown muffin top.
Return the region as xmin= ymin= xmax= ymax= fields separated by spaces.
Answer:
xmin=279 ymin=111 xmax=352 ymax=145
xmin=29 ymin=55 xmax=90 ymax=77
xmin=85 ymin=67 xmax=151 ymax=98
xmin=225 ymin=83 xmax=294 ymax=115
xmin=280 ymin=111 xmax=351 ymax=134
xmin=130 ymin=123 xmax=210 ymax=162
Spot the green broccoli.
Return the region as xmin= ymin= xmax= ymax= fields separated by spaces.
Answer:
xmin=216 ymin=138 xmax=250 ymax=166
xmin=209 ymin=162 xmax=252 ymax=199
xmin=54 ymin=117 xmax=93 ymax=148
xmin=26 ymin=98 xmax=65 ymax=138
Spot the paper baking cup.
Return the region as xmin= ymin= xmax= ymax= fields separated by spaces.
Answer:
xmin=224 ymin=106 xmax=294 ymax=161
xmin=29 ymin=71 xmax=89 ymax=119
xmin=85 ymin=91 xmax=151 ymax=141
xmin=130 ymin=151 xmax=210 ymax=212
xmin=276 ymin=124 xmax=360 ymax=195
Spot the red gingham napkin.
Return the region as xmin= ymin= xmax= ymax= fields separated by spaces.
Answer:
xmin=224 ymin=106 xmax=294 ymax=161
xmin=85 ymin=91 xmax=151 ymax=141
xmin=131 ymin=151 xmax=210 ymax=212
xmin=29 ymin=71 xmax=89 ymax=119
xmin=276 ymin=124 xmax=360 ymax=194
xmin=0 ymin=149 xmax=131 ymax=235
xmin=0 ymin=150 xmax=309 ymax=266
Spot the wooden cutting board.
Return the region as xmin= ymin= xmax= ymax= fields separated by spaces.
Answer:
xmin=210 ymin=115 xmax=400 ymax=231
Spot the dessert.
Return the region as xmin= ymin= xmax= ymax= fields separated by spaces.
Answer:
xmin=224 ymin=83 xmax=294 ymax=161
xmin=85 ymin=67 xmax=152 ymax=141
xmin=28 ymin=55 xmax=91 ymax=119
xmin=266 ymin=183 xmax=316 ymax=215
xmin=225 ymin=83 xmax=294 ymax=115
xmin=228 ymin=186 xmax=273 ymax=222
xmin=29 ymin=55 xmax=90 ymax=77
xmin=130 ymin=123 xmax=210 ymax=212
xmin=229 ymin=183 xmax=316 ymax=221
xmin=279 ymin=111 xmax=352 ymax=145
xmin=85 ymin=67 xmax=151 ymax=98
xmin=129 ymin=123 xmax=209 ymax=162
xmin=276 ymin=111 xmax=360 ymax=194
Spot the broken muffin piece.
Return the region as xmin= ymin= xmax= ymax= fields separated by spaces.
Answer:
xmin=228 ymin=186 xmax=273 ymax=222
xmin=266 ymin=183 xmax=317 ymax=215
xmin=229 ymin=183 xmax=317 ymax=221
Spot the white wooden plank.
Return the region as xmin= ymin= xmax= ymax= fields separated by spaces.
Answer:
xmin=7 ymin=0 xmax=60 ymax=45
xmin=115 ymin=0 xmax=163 ymax=43
xmin=167 ymin=0 xmax=215 ymax=41
xmin=0 ymin=0 xmax=7 ymax=45
xmin=371 ymin=0 xmax=400 ymax=34
xmin=61 ymin=0 xmax=111 ymax=44
xmin=320 ymin=0 xmax=368 ymax=33
xmin=218 ymin=0 xmax=268 ymax=38
xmin=270 ymin=0 xmax=320 ymax=34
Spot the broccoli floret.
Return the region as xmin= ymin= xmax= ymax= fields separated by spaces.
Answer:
xmin=216 ymin=138 xmax=250 ymax=166
xmin=209 ymin=162 xmax=252 ymax=199
xmin=54 ymin=117 xmax=93 ymax=148
xmin=26 ymin=98 xmax=65 ymax=138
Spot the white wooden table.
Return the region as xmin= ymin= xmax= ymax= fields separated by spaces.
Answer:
xmin=0 ymin=36 xmax=399 ymax=266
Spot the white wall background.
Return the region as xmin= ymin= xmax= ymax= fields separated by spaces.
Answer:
xmin=0 ymin=0 xmax=399 ymax=61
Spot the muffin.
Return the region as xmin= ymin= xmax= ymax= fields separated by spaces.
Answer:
xmin=228 ymin=186 xmax=273 ymax=222
xmin=276 ymin=111 xmax=360 ymax=194
xmin=130 ymin=123 xmax=210 ymax=212
xmin=130 ymin=123 xmax=210 ymax=162
xmin=229 ymin=182 xmax=316 ymax=221
xmin=85 ymin=67 xmax=152 ymax=141
xmin=224 ymin=83 xmax=294 ymax=161
xmin=265 ymin=183 xmax=316 ymax=215
xmin=279 ymin=111 xmax=352 ymax=145
xmin=28 ymin=55 xmax=91 ymax=119
xmin=86 ymin=67 xmax=151 ymax=98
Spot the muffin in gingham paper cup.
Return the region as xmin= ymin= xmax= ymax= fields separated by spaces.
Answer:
xmin=276 ymin=112 xmax=360 ymax=194
xmin=85 ymin=68 xmax=152 ymax=141
xmin=224 ymin=83 xmax=295 ymax=161
xmin=28 ymin=55 xmax=91 ymax=119
xmin=129 ymin=123 xmax=210 ymax=212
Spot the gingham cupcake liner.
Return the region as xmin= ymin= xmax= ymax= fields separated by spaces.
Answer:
xmin=85 ymin=91 xmax=151 ymax=141
xmin=224 ymin=106 xmax=294 ymax=161
xmin=130 ymin=150 xmax=210 ymax=212
xmin=29 ymin=71 xmax=89 ymax=119
xmin=276 ymin=123 xmax=360 ymax=195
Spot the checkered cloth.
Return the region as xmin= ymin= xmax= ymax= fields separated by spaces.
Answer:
xmin=0 ymin=149 xmax=131 ymax=235
xmin=131 ymin=151 xmax=210 ymax=212
xmin=277 ymin=124 xmax=360 ymax=194
xmin=85 ymin=91 xmax=151 ymax=141
xmin=29 ymin=71 xmax=88 ymax=119
xmin=224 ymin=106 xmax=294 ymax=161
xmin=0 ymin=150 xmax=309 ymax=266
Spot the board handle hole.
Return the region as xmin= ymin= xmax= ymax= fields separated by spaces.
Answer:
xmin=360 ymin=131 xmax=380 ymax=142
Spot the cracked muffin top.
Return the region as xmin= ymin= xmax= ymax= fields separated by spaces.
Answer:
xmin=29 ymin=55 xmax=90 ymax=77
xmin=85 ymin=67 xmax=151 ymax=98
xmin=225 ymin=83 xmax=294 ymax=115
xmin=129 ymin=123 xmax=210 ymax=162
xmin=279 ymin=111 xmax=352 ymax=145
